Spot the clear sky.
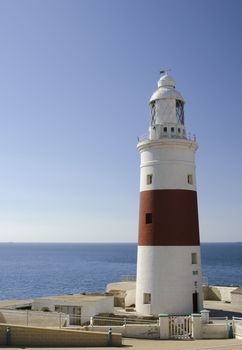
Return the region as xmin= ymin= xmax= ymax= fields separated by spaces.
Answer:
xmin=0 ymin=0 xmax=241 ymax=242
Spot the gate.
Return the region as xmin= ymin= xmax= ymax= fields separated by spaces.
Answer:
xmin=169 ymin=316 xmax=192 ymax=339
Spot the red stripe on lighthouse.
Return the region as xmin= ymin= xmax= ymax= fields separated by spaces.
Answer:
xmin=138 ymin=189 xmax=200 ymax=246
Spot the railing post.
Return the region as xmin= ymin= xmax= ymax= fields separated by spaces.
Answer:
xmin=107 ymin=328 xmax=112 ymax=347
xmin=90 ymin=316 xmax=93 ymax=327
xmin=191 ymin=313 xmax=202 ymax=339
xmin=228 ymin=318 xmax=234 ymax=339
xmin=159 ymin=314 xmax=169 ymax=339
xmin=200 ymin=309 xmax=210 ymax=324
xmin=6 ymin=326 xmax=11 ymax=346
xmin=26 ymin=310 xmax=29 ymax=326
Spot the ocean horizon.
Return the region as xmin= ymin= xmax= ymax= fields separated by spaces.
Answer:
xmin=0 ymin=242 xmax=241 ymax=301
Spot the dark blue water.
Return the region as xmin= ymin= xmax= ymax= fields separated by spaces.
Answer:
xmin=0 ymin=242 xmax=241 ymax=300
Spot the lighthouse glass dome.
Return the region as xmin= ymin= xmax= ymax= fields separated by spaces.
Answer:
xmin=147 ymin=73 xmax=189 ymax=141
xmin=176 ymin=99 xmax=184 ymax=125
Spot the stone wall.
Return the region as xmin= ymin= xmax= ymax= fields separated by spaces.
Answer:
xmin=0 ymin=309 xmax=68 ymax=328
xmin=201 ymin=323 xmax=228 ymax=339
xmin=203 ymin=286 xmax=238 ymax=302
xmin=90 ymin=324 xmax=160 ymax=339
xmin=0 ymin=323 xmax=122 ymax=347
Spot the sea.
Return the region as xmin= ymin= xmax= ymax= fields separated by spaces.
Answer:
xmin=0 ymin=242 xmax=241 ymax=301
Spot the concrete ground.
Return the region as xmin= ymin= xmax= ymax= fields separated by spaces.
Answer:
xmin=203 ymin=300 xmax=242 ymax=318
xmin=122 ymin=338 xmax=242 ymax=350
xmin=0 ymin=299 xmax=32 ymax=309
xmin=0 ymin=338 xmax=242 ymax=350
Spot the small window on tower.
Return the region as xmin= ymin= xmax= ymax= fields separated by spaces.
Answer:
xmin=164 ymin=127 xmax=167 ymax=132
xmin=145 ymin=213 xmax=152 ymax=224
xmin=193 ymin=270 xmax=198 ymax=275
xmin=171 ymin=127 xmax=175 ymax=132
xmin=192 ymin=253 xmax=197 ymax=264
xmin=143 ymin=293 xmax=151 ymax=304
xmin=187 ymin=174 xmax=193 ymax=185
xmin=147 ymin=174 xmax=153 ymax=185
xmin=178 ymin=128 xmax=181 ymax=133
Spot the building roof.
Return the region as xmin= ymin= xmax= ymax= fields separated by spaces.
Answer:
xmin=33 ymin=293 xmax=112 ymax=303
xmin=149 ymin=73 xmax=184 ymax=104
xmin=231 ymin=286 xmax=242 ymax=294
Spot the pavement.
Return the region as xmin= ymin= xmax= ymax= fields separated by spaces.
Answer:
xmin=203 ymin=300 xmax=242 ymax=318
xmin=0 ymin=338 xmax=242 ymax=350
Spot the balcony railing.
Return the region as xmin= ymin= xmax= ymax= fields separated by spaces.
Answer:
xmin=137 ymin=132 xmax=196 ymax=143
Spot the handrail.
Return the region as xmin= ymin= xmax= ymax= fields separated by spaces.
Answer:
xmin=137 ymin=133 xmax=196 ymax=143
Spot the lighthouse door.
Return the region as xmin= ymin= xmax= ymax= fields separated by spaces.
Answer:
xmin=192 ymin=293 xmax=198 ymax=313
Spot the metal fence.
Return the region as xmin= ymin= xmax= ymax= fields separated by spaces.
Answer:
xmin=169 ymin=316 xmax=192 ymax=339
xmin=120 ymin=275 xmax=136 ymax=282
xmin=90 ymin=316 xmax=158 ymax=327
xmin=209 ymin=316 xmax=228 ymax=322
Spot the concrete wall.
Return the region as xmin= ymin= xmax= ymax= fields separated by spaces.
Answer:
xmin=201 ymin=324 xmax=228 ymax=339
xmin=0 ymin=309 xmax=68 ymax=327
xmin=89 ymin=315 xmax=229 ymax=340
xmin=231 ymin=293 xmax=242 ymax=305
xmin=106 ymin=282 xmax=136 ymax=307
xmin=125 ymin=289 xmax=136 ymax=307
xmin=139 ymin=144 xmax=197 ymax=192
xmin=89 ymin=324 xmax=160 ymax=339
xmin=136 ymin=246 xmax=203 ymax=315
xmin=32 ymin=296 xmax=114 ymax=325
xmin=0 ymin=323 xmax=122 ymax=347
xmin=233 ymin=320 xmax=242 ymax=339
xmin=203 ymin=286 xmax=238 ymax=302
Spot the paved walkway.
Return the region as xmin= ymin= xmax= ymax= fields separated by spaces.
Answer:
xmin=204 ymin=300 xmax=242 ymax=318
xmin=0 ymin=338 xmax=242 ymax=350
xmin=122 ymin=338 xmax=242 ymax=350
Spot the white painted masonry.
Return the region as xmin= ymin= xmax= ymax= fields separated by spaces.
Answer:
xmin=136 ymin=246 xmax=203 ymax=315
xmin=139 ymin=139 xmax=197 ymax=192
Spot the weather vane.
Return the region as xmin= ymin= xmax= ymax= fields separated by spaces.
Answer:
xmin=160 ymin=68 xmax=171 ymax=75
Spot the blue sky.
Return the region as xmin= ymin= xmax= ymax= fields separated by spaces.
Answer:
xmin=0 ymin=0 xmax=241 ymax=242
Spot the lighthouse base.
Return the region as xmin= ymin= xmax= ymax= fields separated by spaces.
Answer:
xmin=136 ymin=246 xmax=203 ymax=315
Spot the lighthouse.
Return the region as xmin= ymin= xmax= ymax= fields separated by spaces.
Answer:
xmin=135 ymin=72 xmax=203 ymax=315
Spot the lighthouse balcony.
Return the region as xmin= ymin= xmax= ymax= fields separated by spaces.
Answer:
xmin=138 ymin=128 xmax=196 ymax=143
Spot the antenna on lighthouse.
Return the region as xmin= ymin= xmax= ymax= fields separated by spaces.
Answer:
xmin=160 ymin=68 xmax=171 ymax=75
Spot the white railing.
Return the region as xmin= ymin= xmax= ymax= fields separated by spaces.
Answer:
xmin=202 ymin=275 xmax=209 ymax=285
xmin=121 ymin=275 xmax=136 ymax=282
xmin=209 ymin=316 xmax=228 ymax=324
xmin=169 ymin=316 xmax=192 ymax=339
xmin=137 ymin=132 xmax=196 ymax=143
xmin=90 ymin=316 xmax=158 ymax=326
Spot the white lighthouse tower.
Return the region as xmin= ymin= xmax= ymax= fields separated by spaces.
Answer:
xmin=136 ymin=71 xmax=203 ymax=315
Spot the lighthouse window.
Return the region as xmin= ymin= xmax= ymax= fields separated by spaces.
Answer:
xmin=193 ymin=270 xmax=199 ymax=275
xmin=187 ymin=174 xmax=193 ymax=185
xmin=145 ymin=213 xmax=152 ymax=224
xmin=147 ymin=174 xmax=153 ymax=185
xmin=163 ymin=127 xmax=167 ymax=132
xmin=143 ymin=293 xmax=151 ymax=304
xmin=176 ymin=100 xmax=184 ymax=124
xmin=192 ymin=253 xmax=197 ymax=264
xmin=150 ymin=101 xmax=156 ymax=125
xmin=171 ymin=127 xmax=175 ymax=132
